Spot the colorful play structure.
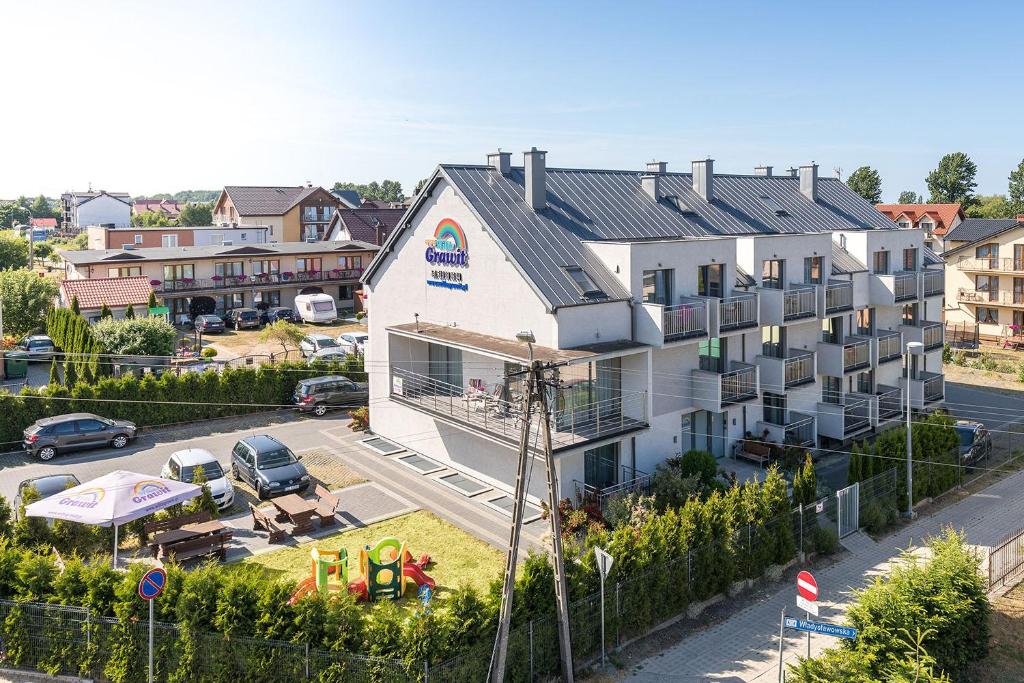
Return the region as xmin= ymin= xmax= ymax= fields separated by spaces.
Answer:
xmin=288 ymin=537 xmax=435 ymax=605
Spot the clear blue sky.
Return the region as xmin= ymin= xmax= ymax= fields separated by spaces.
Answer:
xmin=5 ymin=0 xmax=1022 ymax=202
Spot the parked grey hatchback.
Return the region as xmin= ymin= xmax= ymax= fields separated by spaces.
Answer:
xmin=23 ymin=413 xmax=138 ymax=460
xmin=230 ymin=434 xmax=310 ymax=499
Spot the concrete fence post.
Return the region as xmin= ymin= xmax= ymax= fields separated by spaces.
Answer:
xmin=529 ymin=619 xmax=534 ymax=681
xmin=798 ymin=503 xmax=804 ymax=560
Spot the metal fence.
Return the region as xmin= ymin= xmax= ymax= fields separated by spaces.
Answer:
xmin=989 ymin=526 xmax=1024 ymax=590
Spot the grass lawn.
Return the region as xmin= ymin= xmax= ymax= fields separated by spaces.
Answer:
xmin=235 ymin=510 xmax=504 ymax=606
xmin=201 ymin=320 xmax=365 ymax=360
xmin=972 ymin=582 xmax=1024 ymax=679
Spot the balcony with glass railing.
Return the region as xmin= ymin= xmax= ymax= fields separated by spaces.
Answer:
xmin=900 ymin=320 xmax=944 ymax=352
xmin=956 ymin=257 xmax=1024 ymax=273
xmin=824 ymin=280 xmax=854 ymax=314
xmin=920 ymin=269 xmax=944 ymax=297
xmin=755 ymin=348 xmax=815 ymax=392
xmin=817 ymin=335 xmax=871 ymax=375
xmin=876 ymin=384 xmax=902 ymax=423
xmin=389 ymin=366 xmax=649 ymax=452
xmin=874 ymin=329 xmax=903 ymax=364
xmin=637 ymin=296 xmax=708 ymax=346
xmin=716 ymin=292 xmax=759 ymax=333
xmin=870 ymin=270 xmax=919 ymax=306
xmin=817 ymin=394 xmax=872 ymax=440
xmin=154 ymin=268 xmax=364 ymax=294
xmin=900 ymin=370 xmax=944 ymax=410
xmin=757 ymin=411 xmax=816 ymax=447
xmin=691 ymin=360 xmax=758 ymax=412
xmin=758 ymin=283 xmax=818 ymax=326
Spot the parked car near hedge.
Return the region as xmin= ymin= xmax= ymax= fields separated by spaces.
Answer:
xmin=161 ymin=448 xmax=235 ymax=510
xmin=293 ymin=375 xmax=368 ymax=416
xmin=16 ymin=335 xmax=56 ymax=360
xmin=226 ymin=308 xmax=262 ymax=330
xmin=23 ymin=413 xmax=138 ymax=460
xmin=194 ymin=314 xmax=225 ymax=334
xmin=299 ymin=334 xmax=339 ymax=358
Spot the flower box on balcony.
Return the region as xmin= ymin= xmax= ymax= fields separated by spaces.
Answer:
xmin=150 ymin=280 xmax=162 ymax=286
xmin=211 ymin=275 xmax=223 ymax=282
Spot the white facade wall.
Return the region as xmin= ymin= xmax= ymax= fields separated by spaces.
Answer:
xmin=76 ymin=195 xmax=131 ymax=228
xmin=192 ymin=227 xmax=269 ymax=246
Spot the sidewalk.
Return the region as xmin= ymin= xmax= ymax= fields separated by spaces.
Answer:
xmin=624 ymin=468 xmax=1024 ymax=681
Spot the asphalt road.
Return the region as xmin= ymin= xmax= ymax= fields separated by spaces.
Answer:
xmin=944 ymin=381 xmax=1024 ymax=428
xmin=0 ymin=411 xmax=352 ymax=503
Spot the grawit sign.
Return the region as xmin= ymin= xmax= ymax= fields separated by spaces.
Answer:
xmin=425 ymin=218 xmax=469 ymax=291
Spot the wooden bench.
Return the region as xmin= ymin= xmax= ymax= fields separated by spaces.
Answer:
xmin=250 ymin=502 xmax=286 ymax=543
xmin=312 ymin=484 xmax=340 ymax=527
xmin=143 ymin=511 xmax=212 ymax=538
xmin=162 ymin=530 xmax=230 ymax=563
xmin=736 ymin=440 xmax=772 ymax=466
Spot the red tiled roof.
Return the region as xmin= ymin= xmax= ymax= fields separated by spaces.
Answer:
xmin=30 ymin=217 xmax=57 ymax=228
xmin=133 ymin=198 xmax=182 ymax=216
xmin=875 ymin=203 xmax=963 ymax=235
xmin=60 ymin=276 xmax=154 ymax=311
xmin=333 ymin=207 xmax=405 ymax=245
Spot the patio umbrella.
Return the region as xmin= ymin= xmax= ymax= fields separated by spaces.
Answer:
xmin=25 ymin=470 xmax=201 ymax=567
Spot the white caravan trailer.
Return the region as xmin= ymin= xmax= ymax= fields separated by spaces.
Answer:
xmin=294 ymin=293 xmax=338 ymax=324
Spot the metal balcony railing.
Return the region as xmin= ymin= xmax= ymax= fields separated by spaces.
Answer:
xmin=825 ymin=280 xmax=854 ymax=313
xmin=920 ymin=269 xmax=944 ymax=297
xmin=844 ymin=397 xmax=871 ymax=434
xmin=922 ymin=372 xmax=944 ymax=403
xmin=784 ymin=351 xmax=814 ymax=387
xmin=877 ymin=385 xmax=902 ymax=419
xmin=389 ymin=367 xmax=648 ymax=450
xmin=921 ymin=322 xmax=943 ymax=350
xmin=785 ymin=413 xmax=816 ymax=446
xmin=155 ymin=268 xmax=364 ymax=293
xmin=783 ymin=286 xmax=817 ymax=321
xmin=892 ymin=271 xmax=919 ymax=302
xmin=721 ymin=361 xmax=757 ymax=404
xmin=843 ymin=338 xmax=871 ymax=372
xmin=663 ymin=298 xmax=707 ymax=341
xmin=876 ymin=330 xmax=902 ymax=363
xmin=719 ymin=293 xmax=758 ymax=331
xmin=574 ymin=466 xmax=652 ymax=512
xmin=957 ymin=257 xmax=1024 ymax=273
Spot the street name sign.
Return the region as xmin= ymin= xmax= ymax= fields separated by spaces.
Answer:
xmin=784 ymin=617 xmax=857 ymax=640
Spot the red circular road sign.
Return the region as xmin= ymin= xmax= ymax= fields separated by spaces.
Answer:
xmin=796 ymin=570 xmax=818 ymax=601
xmin=138 ymin=567 xmax=167 ymax=601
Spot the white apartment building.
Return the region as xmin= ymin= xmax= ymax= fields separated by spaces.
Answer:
xmin=61 ymin=190 xmax=132 ymax=229
xmin=361 ymin=151 xmax=945 ymax=502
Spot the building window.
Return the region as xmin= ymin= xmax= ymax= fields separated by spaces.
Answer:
xmin=340 ymin=255 xmax=363 ymax=270
xmin=976 ymin=275 xmax=999 ymax=301
xmin=761 ymin=259 xmax=784 ymax=289
xmin=821 ymin=376 xmax=842 ymax=404
xmin=1015 ymin=278 xmax=1024 ymax=305
xmin=221 ymin=293 xmax=244 ymax=311
xmin=903 ymin=248 xmax=918 ymax=271
xmin=897 ymin=220 xmax=911 ymax=228
xmin=919 ymin=220 xmax=932 ymax=233
xmin=254 ymin=290 xmax=281 ymax=307
xmin=698 ymin=264 xmax=724 ymax=297
xmin=252 ymin=259 xmax=280 ymax=275
xmin=296 ymin=257 xmax=322 ymax=273
xmin=698 ymin=337 xmax=724 ymax=373
xmin=338 ymin=285 xmax=355 ymax=300
xmin=169 ymin=298 xmax=189 ymax=317
xmin=134 ymin=234 xmax=143 ymax=245
xmin=856 ymin=370 xmax=874 ymax=394
xmin=564 ymin=266 xmax=605 ymax=298
xmin=161 ymin=234 xmax=178 ymax=248
xmin=872 ymin=250 xmax=890 ymax=274
xmin=427 ymin=343 xmax=463 ymax=389
xmin=107 ymin=266 xmax=142 ymax=278
xmin=977 ymin=307 xmax=999 ymax=325
xmin=215 ymin=261 xmax=244 ymax=277
xmin=642 ymin=269 xmax=674 ymax=305
xmin=584 ymin=443 xmax=620 ymax=490
xmin=163 ymin=264 xmax=194 ymax=281
xmin=761 ymin=326 xmax=784 ymax=358
xmin=804 ymin=256 xmax=822 ymax=284
xmin=1014 ymin=310 xmax=1024 ymax=330
xmin=856 ymin=308 xmax=874 ymax=335
xmin=821 ymin=316 xmax=842 ymax=344
xmin=210 ymin=233 xmax=224 ymax=245
xmin=763 ymin=392 xmax=786 ymax=425
xmin=902 ymin=303 xmax=919 ymax=324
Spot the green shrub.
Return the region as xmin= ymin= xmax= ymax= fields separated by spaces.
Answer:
xmin=861 ymin=501 xmax=887 ymax=534
xmin=812 ymin=526 xmax=838 ymax=556
xmin=201 ymin=347 xmax=217 ymax=358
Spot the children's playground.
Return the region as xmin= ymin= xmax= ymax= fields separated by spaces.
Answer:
xmin=236 ymin=511 xmax=505 ymax=608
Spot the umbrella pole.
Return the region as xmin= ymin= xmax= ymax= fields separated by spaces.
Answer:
xmin=113 ymin=525 xmax=119 ymax=569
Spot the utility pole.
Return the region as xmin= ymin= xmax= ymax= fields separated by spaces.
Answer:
xmin=538 ymin=371 xmax=575 ymax=682
xmin=904 ymin=341 xmax=923 ymax=518
xmin=488 ymin=358 xmax=537 ymax=682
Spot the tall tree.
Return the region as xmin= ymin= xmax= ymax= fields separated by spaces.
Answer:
xmin=70 ymin=295 xmax=80 ymax=315
xmin=176 ymin=203 xmax=213 ymax=227
xmin=965 ymin=194 xmax=1011 ymax=219
xmin=846 ymin=166 xmax=883 ymax=204
xmin=29 ymin=195 xmax=58 ymax=220
xmin=0 ymin=233 xmax=29 ymax=269
xmin=926 ymin=152 xmax=979 ymax=208
xmin=898 ymin=190 xmax=921 ymax=204
xmin=1009 ymin=158 xmax=1024 ymax=216
xmin=332 ymin=180 xmax=405 ymax=203
xmin=0 ymin=269 xmax=59 ymax=338
xmin=0 ymin=202 xmax=31 ymax=229
xmin=132 ymin=210 xmax=171 ymax=227
xmin=413 ymin=178 xmax=429 ymax=196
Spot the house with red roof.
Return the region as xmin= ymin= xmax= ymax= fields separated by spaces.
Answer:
xmin=133 ymin=198 xmax=182 ymax=221
xmin=875 ymin=203 xmax=964 ymax=254
xmin=58 ymin=276 xmax=155 ymax=323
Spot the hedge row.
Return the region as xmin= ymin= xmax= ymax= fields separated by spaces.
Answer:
xmin=45 ymin=306 xmax=106 ymax=380
xmin=0 ymin=358 xmax=367 ymax=449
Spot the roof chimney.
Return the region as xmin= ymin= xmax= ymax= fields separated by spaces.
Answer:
xmin=646 ymin=161 xmax=667 ymax=174
xmin=692 ymin=158 xmax=714 ymax=202
xmin=799 ymin=163 xmax=818 ymax=202
xmin=1017 ymin=214 xmax=1024 ymax=223
xmin=754 ymin=165 xmax=773 ymax=177
xmin=524 ymin=147 xmax=547 ymax=210
xmin=787 ymin=167 xmax=798 ymax=177
xmin=641 ymin=174 xmax=661 ymax=202
xmin=487 ymin=150 xmax=511 ymax=175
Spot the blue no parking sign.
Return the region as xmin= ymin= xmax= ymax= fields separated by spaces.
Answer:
xmin=138 ymin=568 xmax=167 ymax=601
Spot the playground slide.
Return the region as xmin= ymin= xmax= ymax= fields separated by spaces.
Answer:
xmin=288 ymin=576 xmax=318 ymax=605
xmin=348 ymin=575 xmax=369 ymax=601
xmin=402 ymin=562 xmax=436 ymax=590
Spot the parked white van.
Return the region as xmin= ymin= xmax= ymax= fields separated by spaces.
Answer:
xmin=294 ymin=293 xmax=338 ymax=324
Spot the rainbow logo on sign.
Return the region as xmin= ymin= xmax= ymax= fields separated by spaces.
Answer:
xmin=59 ymin=487 xmax=105 ymax=509
xmin=131 ymin=480 xmax=171 ymax=504
xmin=425 ymin=218 xmax=468 ymax=266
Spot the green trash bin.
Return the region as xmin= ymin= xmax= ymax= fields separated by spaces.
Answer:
xmin=4 ymin=351 xmax=29 ymax=379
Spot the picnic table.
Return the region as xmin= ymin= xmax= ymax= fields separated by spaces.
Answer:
xmin=271 ymin=494 xmax=317 ymax=534
xmin=150 ymin=520 xmax=227 ymax=558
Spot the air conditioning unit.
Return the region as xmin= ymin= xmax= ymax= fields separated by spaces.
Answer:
xmin=222 ymin=240 xmax=233 ymax=246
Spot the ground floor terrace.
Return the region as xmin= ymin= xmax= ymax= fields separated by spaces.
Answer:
xmin=161 ymin=281 xmax=363 ymax=323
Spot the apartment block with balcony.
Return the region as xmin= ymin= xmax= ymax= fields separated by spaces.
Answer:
xmin=362 ymin=150 xmax=932 ymax=505
xmin=212 ymin=185 xmax=340 ymax=242
xmin=59 ymin=240 xmax=377 ymax=323
xmin=943 ymin=215 xmax=1024 ymax=340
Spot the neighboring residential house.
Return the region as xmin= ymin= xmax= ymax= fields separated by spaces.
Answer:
xmin=363 ymin=150 xmax=945 ymax=502
xmin=61 ymin=240 xmax=378 ymax=323
xmin=212 ymin=185 xmax=339 ymax=242
xmin=133 ymin=198 xmax=182 ymax=221
xmin=331 ymin=189 xmax=362 ymax=208
xmin=58 ymin=276 xmax=155 ymax=322
xmin=86 ymin=225 xmax=270 ymax=250
xmin=943 ymin=214 xmax=1024 ymax=340
xmin=360 ymin=198 xmax=409 ymax=209
xmin=61 ymin=191 xmax=133 ymax=230
xmin=325 ymin=207 xmax=405 ymax=245
xmin=30 ymin=217 xmax=57 ymax=230
xmin=876 ymin=203 xmax=964 ymax=254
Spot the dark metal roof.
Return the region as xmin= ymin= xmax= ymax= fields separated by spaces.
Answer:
xmin=944 ymin=218 xmax=1021 ymax=247
xmin=831 ymin=242 xmax=867 ymax=275
xmin=223 ymin=186 xmax=326 ymax=216
xmin=440 ymin=165 xmax=897 ymax=309
xmin=923 ymin=245 xmax=943 ymax=266
xmin=735 ymin=265 xmax=757 ymax=288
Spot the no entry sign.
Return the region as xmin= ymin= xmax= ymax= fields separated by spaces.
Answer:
xmin=796 ymin=571 xmax=817 ymax=601
xmin=138 ymin=568 xmax=167 ymax=601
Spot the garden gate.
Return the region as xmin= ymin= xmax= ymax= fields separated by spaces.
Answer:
xmin=836 ymin=481 xmax=860 ymax=538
